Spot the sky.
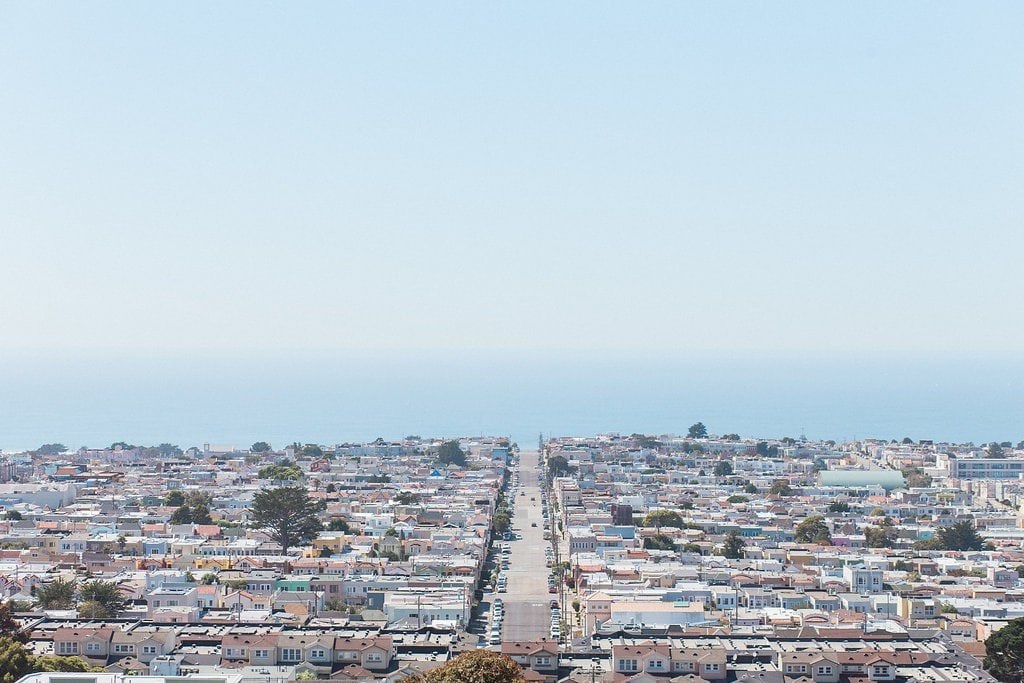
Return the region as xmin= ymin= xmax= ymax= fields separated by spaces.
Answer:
xmin=1 ymin=3 xmax=1023 ymax=354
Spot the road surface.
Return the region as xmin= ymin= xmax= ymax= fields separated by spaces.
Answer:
xmin=501 ymin=449 xmax=556 ymax=643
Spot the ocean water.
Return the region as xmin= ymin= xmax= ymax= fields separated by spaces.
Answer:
xmin=0 ymin=350 xmax=1022 ymax=452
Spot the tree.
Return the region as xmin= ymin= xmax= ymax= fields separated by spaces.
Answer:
xmin=0 ymin=605 xmax=26 ymax=643
xmin=984 ymin=616 xmax=1024 ymax=683
xmin=3 ymin=511 xmax=22 ymax=521
xmin=769 ymin=480 xmax=793 ymax=497
xmin=988 ymin=442 xmax=1005 ymax=458
xmin=79 ymin=580 xmax=127 ymax=616
xmin=927 ymin=520 xmax=988 ymax=552
xmin=258 ymin=464 xmax=303 ymax=481
xmin=726 ymin=495 xmax=749 ymax=504
xmin=713 ymin=461 xmax=734 ymax=477
xmin=865 ymin=524 xmax=898 ymax=548
xmin=827 ymin=500 xmax=850 ymax=514
xmin=156 ymin=443 xmax=182 ymax=457
xmin=492 ymin=511 xmax=511 ymax=534
xmin=327 ymin=519 xmax=350 ymax=533
xmin=251 ymin=441 xmax=272 ymax=453
xmin=721 ymin=530 xmax=746 ymax=559
xmin=249 ymin=486 xmax=326 ymax=555
xmin=436 ymin=441 xmax=466 ymax=467
xmin=34 ymin=443 xmax=67 ymax=456
xmin=400 ymin=649 xmax=525 ymax=683
xmin=795 ymin=515 xmax=831 ymax=544
xmin=756 ymin=442 xmax=779 ymax=457
xmin=743 ymin=482 xmax=758 ymax=494
xmin=164 ymin=490 xmax=185 ymax=507
xmin=722 ymin=433 xmax=741 ymax=441
xmin=0 ymin=635 xmax=33 ymax=683
xmin=901 ymin=467 xmax=932 ymax=488
xmin=687 ymin=422 xmax=708 ymax=439
xmin=34 ymin=578 xmax=76 ymax=610
xmin=901 ymin=437 xmax=914 ymax=445
xmin=643 ymin=509 xmax=683 ymax=530
xmin=547 ymin=455 xmax=573 ymax=478
xmin=394 ymin=491 xmax=421 ymax=505
xmin=170 ymin=505 xmax=193 ymax=524
xmin=643 ymin=534 xmax=677 ymax=551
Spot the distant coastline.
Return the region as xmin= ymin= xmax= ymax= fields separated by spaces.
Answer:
xmin=1 ymin=349 xmax=1022 ymax=452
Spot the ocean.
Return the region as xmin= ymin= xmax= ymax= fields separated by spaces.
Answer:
xmin=1 ymin=350 xmax=1022 ymax=452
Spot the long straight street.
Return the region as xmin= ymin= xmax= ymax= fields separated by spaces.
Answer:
xmin=500 ymin=449 xmax=556 ymax=642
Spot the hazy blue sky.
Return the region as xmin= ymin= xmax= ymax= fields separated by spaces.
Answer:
xmin=2 ymin=3 xmax=1022 ymax=353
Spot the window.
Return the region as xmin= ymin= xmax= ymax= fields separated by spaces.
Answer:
xmin=254 ymin=649 xmax=268 ymax=658
xmin=619 ymin=659 xmax=638 ymax=672
xmin=281 ymin=648 xmax=301 ymax=662
xmin=706 ymin=663 xmax=721 ymax=672
xmin=649 ymin=659 xmax=664 ymax=670
xmin=366 ymin=652 xmax=383 ymax=663
xmin=535 ymin=656 xmax=551 ymax=667
xmin=57 ymin=642 xmax=79 ymax=655
xmin=310 ymin=649 xmax=326 ymax=660
xmin=818 ymin=666 xmax=833 ymax=675
xmin=142 ymin=646 xmax=158 ymax=655
xmin=86 ymin=643 xmax=101 ymax=653
xmin=872 ymin=666 xmax=890 ymax=677
xmin=114 ymin=645 xmax=133 ymax=654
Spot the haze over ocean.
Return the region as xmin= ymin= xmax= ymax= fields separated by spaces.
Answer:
xmin=2 ymin=350 xmax=1021 ymax=452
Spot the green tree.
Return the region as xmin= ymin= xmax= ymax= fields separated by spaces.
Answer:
xmin=3 ymin=511 xmax=22 ymax=521
xmin=721 ymin=433 xmax=741 ymax=441
xmin=156 ymin=443 xmax=182 ymax=457
xmin=34 ymin=443 xmax=67 ymax=456
xmin=79 ymin=580 xmax=127 ymax=616
xmin=713 ymin=461 xmax=734 ymax=477
xmin=400 ymin=649 xmax=525 ymax=683
xmin=901 ymin=467 xmax=932 ymax=488
xmin=251 ymin=441 xmax=272 ymax=453
xmin=249 ymin=486 xmax=326 ymax=555
xmin=170 ymin=505 xmax=193 ymax=524
xmin=28 ymin=654 xmax=99 ymax=674
xmin=327 ymin=519 xmax=350 ymax=532
xmin=984 ymin=616 xmax=1024 ymax=683
xmin=687 ymin=422 xmax=708 ymax=439
xmin=743 ymin=482 xmax=758 ymax=494
xmin=395 ymin=491 xmax=421 ymax=505
xmin=34 ymin=578 xmax=76 ymax=610
xmin=643 ymin=534 xmax=677 ymax=551
xmin=258 ymin=464 xmax=303 ymax=481
xmin=769 ymin=480 xmax=793 ymax=496
xmin=0 ymin=635 xmax=33 ymax=683
xmin=164 ymin=490 xmax=185 ymax=507
xmin=827 ymin=500 xmax=850 ymax=514
xmin=0 ymin=605 xmax=26 ymax=643
xmin=546 ymin=454 xmax=573 ymax=478
xmin=726 ymin=495 xmax=749 ymax=504
xmin=865 ymin=524 xmax=898 ymax=548
xmin=492 ymin=511 xmax=511 ymax=534
xmin=988 ymin=442 xmax=1005 ymax=458
xmin=930 ymin=520 xmax=988 ymax=551
xmin=436 ymin=441 xmax=466 ymax=467
xmin=795 ymin=515 xmax=831 ymax=544
xmin=643 ymin=509 xmax=683 ymax=530
xmin=721 ymin=530 xmax=746 ymax=559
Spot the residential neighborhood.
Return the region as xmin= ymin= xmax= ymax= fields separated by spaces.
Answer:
xmin=3 ymin=431 xmax=1024 ymax=683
